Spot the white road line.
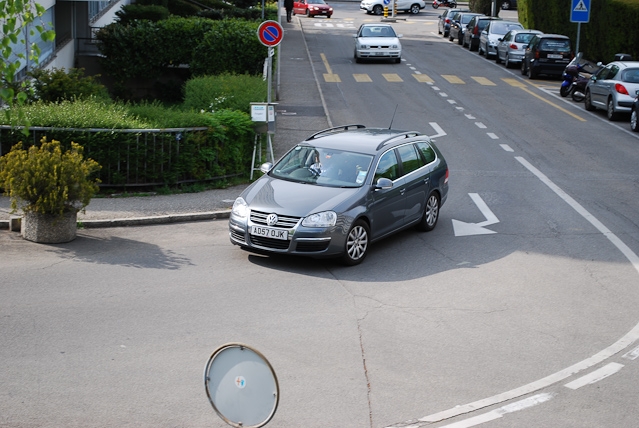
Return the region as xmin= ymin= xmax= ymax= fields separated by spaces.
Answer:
xmin=500 ymin=144 xmax=513 ymax=152
xmin=565 ymin=363 xmax=624 ymax=390
xmin=622 ymin=345 xmax=639 ymax=360
xmin=475 ymin=122 xmax=487 ymax=129
xmin=414 ymin=157 xmax=639 ymax=424
xmin=487 ymin=133 xmax=498 ymax=139
xmin=428 ymin=122 xmax=447 ymax=139
xmin=437 ymin=394 xmax=555 ymax=428
xmin=465 ymin=114 xmax=476 ymax=119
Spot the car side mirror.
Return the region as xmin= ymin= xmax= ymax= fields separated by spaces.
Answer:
xmin=498 ymin=37 xmax=503 ymax=41
xmin=353 ymin=34 xmax=358 ymax=38
xmin=374 ymin=177 xmax=393 ymax=190
xmin=397 ymin=34 xmax=403 ymax=38
xmin=260 ymin=162 xmax=273 ymax=174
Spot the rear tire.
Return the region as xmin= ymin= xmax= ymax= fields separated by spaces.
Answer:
xmin=341 ymin=220 xmax=370 ymax=266
xmin=607 ymin=97 xmax=619 ymax=121
xmin=520 ymin=60 xmax=527 ymax=75
xmin=417 ymin=193 xmax=440 ymax=232
xmin=527 ymin=63 xmax=537 ymax=79
xmin=410 ymin=4 xmax=420 ymax=13
xmin=373 ymin=4 xmax=383 ymax=14
xmin=631 ymin=108 xmax=639 ymax=132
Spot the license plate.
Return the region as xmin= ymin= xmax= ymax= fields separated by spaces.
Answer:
xmin=375 ymin=52 xmax=385 ymax=56
xmin=547 ymin=54 xmax=563 ymax=59
xmin=251 ymin=226 xmax=288 ymax=240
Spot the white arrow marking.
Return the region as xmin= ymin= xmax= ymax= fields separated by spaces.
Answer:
xmin=452 ymin=193 xmax=499 ymax=237
xmin=427 ymin=122 xmax=446 ymax=139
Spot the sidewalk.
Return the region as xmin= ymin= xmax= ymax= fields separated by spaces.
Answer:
xmin=0 ymin=14 xmax=329 ymax=230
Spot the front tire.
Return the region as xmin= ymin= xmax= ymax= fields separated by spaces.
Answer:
xmin=584 ymin=91 xmax=595 ymax=111
xmin=417 ymin=193 xmax=440 ymax=232
xmin=341 ymin=220 xmax=370 ymax=266
xmin=410 ymin=4 xmax=420 ymax=13
xmin=373 ymin=4 xmax=383 ymax=14
xmin=527 ymin=63 xmax=537 ymax=79
xmin=560 ymin=84 xmax=571 ymax=97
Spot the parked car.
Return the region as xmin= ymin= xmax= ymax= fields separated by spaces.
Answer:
xmin=500 ymin=0 xmax=516 ymax=9
xmin=521 ymin=34 xmax=573 ymax=79
xmin=353 ymin=23 xmax=402 ymax=63
xmin=449 ymin=12 xmax=483 ymax=44
xmin=631 ymin=90 xmax=639 ymax=132
xmin=360 ymin=0 xmax=426 ymax=15
xmin=478 ymin=20 xmax=524 ymax=59
xmin=584 ymin=61 xmax=639 ymax=120
xmin=228 ymin=125 xmax=449 ymax=265
xmin=495 ymin=29 xmax=543 ymax=68
xmin=463 ymin=16 xmax=500 ymax=51
xmin=438 ymin=8 xmax=468 ymax=37
xmin=294 ymin=0 xmax=333 ymax=17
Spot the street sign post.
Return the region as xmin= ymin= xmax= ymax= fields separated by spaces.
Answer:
xmin=570 ymin=0 xmax=590 ymax=55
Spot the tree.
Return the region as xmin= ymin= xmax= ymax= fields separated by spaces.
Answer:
xmin=1 ymin=0 xmax=56 ymax=128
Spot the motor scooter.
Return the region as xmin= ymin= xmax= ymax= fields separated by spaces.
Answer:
xmin=560 ymin=53 xmax=600 ymax=102
xmin=432 ymin=0 xmax=457 ymax=8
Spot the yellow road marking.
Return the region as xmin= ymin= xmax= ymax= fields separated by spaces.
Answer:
xmin=471 ymin=76 xmax=496 ymax=86
xmin=383 ymin=73 xmax=403 ymax=82
xmin=503 ymin=78 xmax=526 ymax=87
xmin=413 ymin=74 xmax=434 ymax=83
xmin=520 ymin=87 xmax=586 ymax=122
xmin=442 ymin=75 xmax=465 ymax=84
xmin=353 ymin=74 xmax=373 ymax=82
xmin=320 ymin=53 xmax=340 ymax=82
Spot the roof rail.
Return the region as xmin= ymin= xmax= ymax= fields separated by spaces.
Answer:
xmin=305 ymin=124 xmax=366 ymax=141
xmin=375 ymin=132 xmax=421 ymax=150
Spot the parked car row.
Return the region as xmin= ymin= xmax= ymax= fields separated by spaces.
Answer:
xmin=441 ymin=12 xmax=639 ymax=131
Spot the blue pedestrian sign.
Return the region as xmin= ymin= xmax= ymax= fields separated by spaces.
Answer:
xmin=570 ymin=0 xmax=590 ymax=23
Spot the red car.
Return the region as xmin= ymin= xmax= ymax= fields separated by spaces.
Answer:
xmin=294 ymin=0 xmax=333 ymax=17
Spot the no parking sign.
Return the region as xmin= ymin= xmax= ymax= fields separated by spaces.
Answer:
xmin=257 ymin=21 xmax=284 ymax=47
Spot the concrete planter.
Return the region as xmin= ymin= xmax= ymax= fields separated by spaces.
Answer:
xmin=21 ymin=211 xmax=78 ymax=244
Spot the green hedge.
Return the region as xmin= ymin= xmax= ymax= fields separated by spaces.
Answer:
xmin=183 ymin=73 xmax=267 ymax=114
xmin=517 ymin=0 xmax=639 ymax=62
xmin=1 ymin=100 xmax=255 ymax=187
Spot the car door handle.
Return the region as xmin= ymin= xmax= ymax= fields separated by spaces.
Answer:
xmin=424 ymin=177 xmax=430 ymax=184
xmin=400 ymin=188 xmax=406 ymax=195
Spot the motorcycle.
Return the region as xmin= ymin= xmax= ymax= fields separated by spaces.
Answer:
xmin=560 ymin=53 xmax=600 ymax=102
xmin=432 ymin=0 xmax=457 ymax=8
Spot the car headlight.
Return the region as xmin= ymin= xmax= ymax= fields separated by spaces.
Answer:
xmin=231 ymin=197 xmax=249 ymax=219
xmin=360 ymin=44 xmax=368 ymax=49
xmin=302 ymin=211 xmax=337 ymax=227
xmin=391 ymin=44 xmax=398 ymax=48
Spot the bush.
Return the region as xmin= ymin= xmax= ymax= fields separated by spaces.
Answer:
xmin=183 ymin=73 xmax=267 ymax=113
xmin=191 ymin=20 xmax=267 ymax=76
xmin=0 ymin=138 xmax=101 ymax=216
xmin=25 ymin=68 xmax=110 ymax=103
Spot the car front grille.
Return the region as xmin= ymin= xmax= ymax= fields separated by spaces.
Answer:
xmin=230 ymin=230 xmax=246 ymax=244
xmin=250 ymin=235 xmax=291 ymax=250
xmin=250 ymin=210 xmax=301 ymax=228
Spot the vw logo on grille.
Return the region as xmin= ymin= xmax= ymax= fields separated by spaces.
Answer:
xmin=266 ymin=213 xmax=279 ymax=226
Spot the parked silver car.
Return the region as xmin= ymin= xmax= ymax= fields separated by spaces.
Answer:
xmin=353 ymin=23 xmax=402 ymax=63
xmin=495 ymin=29 xmax=542 ymax=68
xmin=584 ymin=61 xmax=639 ymax=120
xmin=229 ymin=125 xmax=449 ymax=265
xmin=478 ymin=20 xmax=524 ymax=59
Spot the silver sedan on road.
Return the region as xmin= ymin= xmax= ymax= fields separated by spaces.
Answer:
xmin=229 ymin=125 xmax=449 ymax=265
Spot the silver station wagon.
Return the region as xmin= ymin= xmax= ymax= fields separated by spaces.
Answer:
xmin=229 ymin=125 xmax=449 ymax=265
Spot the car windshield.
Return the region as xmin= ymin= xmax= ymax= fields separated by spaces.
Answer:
xmin=461 ymin=14 xmax=475 ymax=24
xmin=514 ymin=33 xmax=536 ymax=43
xmin=621 ymin=68 xmax=639 ymax=83
xmin=309 ymin=0 xmax=327 ymax=4
xmin=539 ymin=39 xmax=571 ymax=52
xmin=492 ymin=22 xmax=522 ymax=34
xmin=360 ymin=26 xmax=396 ymax=37
xmin=271 ymin=145 xmax=374 ymax=188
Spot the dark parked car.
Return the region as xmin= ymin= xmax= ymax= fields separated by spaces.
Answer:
xmin=584 ymin=61 xmax=639 ymax=120
xmin=521 ymin=34 xmax=573 ymax=79
xmin=500 ymin=0 xmax=516 ymax=10
xmin=449 ymin=12 xmax=483 ymax=45
xmin=229 ymin=125 xmax=449 ymax=265
xmin=438 ymin=8 xmax=468 ymax=38
xmin=463 ymin=16 xmax=501 ymax=51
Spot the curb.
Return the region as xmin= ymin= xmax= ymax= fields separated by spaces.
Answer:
xmin=1 ymin=210 xmax=231 ymax=231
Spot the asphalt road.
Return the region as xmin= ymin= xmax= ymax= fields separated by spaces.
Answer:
xmin=3 ymin=3 xmax=639 ymax=428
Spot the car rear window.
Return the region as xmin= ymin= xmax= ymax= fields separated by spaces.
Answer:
xmin=622 ymin=68 xmax=639 ymax=83
xmin=461 ymin=14 xmax=475 ymax=24
xmin=514 ymin=33 xmax=536 ymax=43
xmin=477 ymin=20 xmax=491 ymax=31
xmin=539 ymin=39 xmax=571 ymax=52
